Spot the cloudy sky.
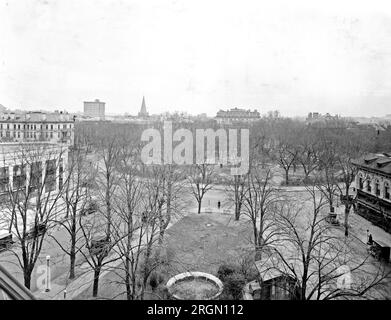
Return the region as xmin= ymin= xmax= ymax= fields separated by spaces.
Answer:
xmin=1 ymin=0 xmax=391 ymax=117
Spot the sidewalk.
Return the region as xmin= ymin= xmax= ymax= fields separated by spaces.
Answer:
xmin=335 ymin=206 xmax=391 ymax=246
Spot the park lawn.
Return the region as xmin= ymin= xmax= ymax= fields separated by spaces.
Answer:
xmin=162 ymin=213 xmax=254 ymax=277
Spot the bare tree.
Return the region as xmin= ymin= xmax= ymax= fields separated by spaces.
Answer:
xmin=263 ymin=186 xmax=390 ymax=300
xmin=187 ymin=163 xmax=215 ymax=214
xmin=78 ymin=209 xmax=122 ymax=297
xmin=49 ymin=146 xmax=93 ymax=279
xmin=296 ymin=131 xmax=320 ymax=181
xmin=225 ymin=174 xmax=247 ymax=220
xmin=315 ymin=139 xmax=340 ymax=214
xmin=242 ymin=167 xmax=282 ymax=254
xmin=0 ymin=143 xmax=68 ymax=289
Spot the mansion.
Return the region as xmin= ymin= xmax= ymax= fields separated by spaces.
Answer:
xmin=215 ymin=108 xmax=260 ymax=124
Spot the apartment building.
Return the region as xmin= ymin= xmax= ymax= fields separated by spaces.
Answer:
xmin=83 ymin=99 xmax=105 ymax=119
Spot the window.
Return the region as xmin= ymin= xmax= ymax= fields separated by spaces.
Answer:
xmin=375 ymin=180 xmax=380 ymax=196
xmin=359 ymin=177 xmax=363 ymax=190
xmin=385 ymin=183 xmax=390 ymax=200
xmin=13 ymin=165 xmax=26 ymax=191
xmin=58 ymin=159 xmax=63 ymax=190
xmin=30 ymin=162 xmax=42 ymax=191
xmin=0 ymin=167 xmax=9 ymax=193
xmin=45 ymin=160 xmax=56 ymax=193
xmin=367 ymin=181 xmax=372 ymax=193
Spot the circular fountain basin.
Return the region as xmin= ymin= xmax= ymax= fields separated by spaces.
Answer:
xmin=166 ymin=271 xmax=224 ymax=300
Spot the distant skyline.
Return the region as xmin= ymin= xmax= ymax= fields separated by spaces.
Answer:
xmin=1 ymin=0 xmax=391 ymax=117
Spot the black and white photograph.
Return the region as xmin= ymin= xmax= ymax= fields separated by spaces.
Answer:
xmin=1 ymin=0 xmax=391 ymax=315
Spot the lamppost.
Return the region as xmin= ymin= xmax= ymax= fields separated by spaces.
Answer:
xmin=45 ymin=255 xmax=51 ymax=292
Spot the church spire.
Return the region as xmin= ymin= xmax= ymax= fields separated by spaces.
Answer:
xmin=138 ymin=96 xmax=149 ymax=117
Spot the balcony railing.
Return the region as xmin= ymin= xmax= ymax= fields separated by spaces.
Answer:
xmin=356 ymin=190 xmax=391 ymax=215
xmin=0 ymin=264 xmax=35 ymax=300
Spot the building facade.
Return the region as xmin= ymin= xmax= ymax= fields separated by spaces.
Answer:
xmin=352 ymin=153 xmax=391 ymax=233
xmin=0 ymin=111 xmax=75 ymax=147
xmin=83 ymin=99 xmax=105 ymax=119
xmin=215 ymin=108 xmax=260 ymax=124
xmin=0 ymin=142 xmax=68 ymax=235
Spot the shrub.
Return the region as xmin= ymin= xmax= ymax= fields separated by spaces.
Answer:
xmin=217 ymin=264 xmax=238 ymax=281
xmin=222 ymin=272 xmax=246 ymax=300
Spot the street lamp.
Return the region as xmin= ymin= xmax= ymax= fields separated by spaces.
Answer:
xmin=45 ymin=255 xmax=51 ymax=292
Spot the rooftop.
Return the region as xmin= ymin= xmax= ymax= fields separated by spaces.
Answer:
xmin=0 ymin=111 xmax=74 ymax=123
xmin=352 ymin=153 xmax=391 ymax=176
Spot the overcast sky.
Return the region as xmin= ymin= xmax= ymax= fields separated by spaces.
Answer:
xmin=1 ymin=0 xmax=391 ymax=117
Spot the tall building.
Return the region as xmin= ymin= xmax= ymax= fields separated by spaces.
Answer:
xmin=215 ymin=107 xmax=260 ymax=124
xmin=0 ymin=111 xmax=75 ymax=147
xmin=84 ymin=99 xmax=105 ymax=119
xmin=138 ymin=96 xmax=149 ymax=118
xmin=352 ymin=153 xmax=391 ymax=233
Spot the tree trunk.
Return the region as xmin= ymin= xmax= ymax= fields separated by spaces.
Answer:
xmin=92 ymin=267 xmax=101 ymax=297
xmin=69 ymin=208 xmax=77 ymax=279
xmin=197 ymin=200 xmax=202 ymax=214
xmin=8 ymin=210 xmax=15 ymax=233
xmin=235 ymin=202 xmax=240 ymax=221
xmin=125 ymin=259 xmax=132 ymax=300
xmin=285 ymin=169 xmax=289 ymax=185
xmin=69 ymin=252 xmax=76 ymax=279
xmin=344 ymin=205 xmax=350 ymax=237
xmin=23 ymin=270 xmax=32 ymax=290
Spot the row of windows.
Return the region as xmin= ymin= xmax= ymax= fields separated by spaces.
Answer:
xmin=0 ymin=160 xmax=63 ymax=194
xmin=0 ymin=123 xmax=73 ymax=130
xmin=358 ymin=177 xmax=391 ymax=200
xmin=0 ymin=131 xmax=70 ymax=139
